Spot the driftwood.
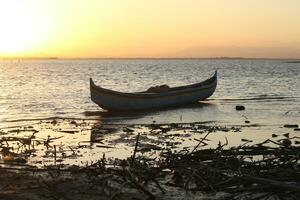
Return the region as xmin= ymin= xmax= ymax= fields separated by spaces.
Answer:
xmin=0 ymin=121 xmax=299 ymax=199
xmin=0 ymin=140 xmax=299 ymax=199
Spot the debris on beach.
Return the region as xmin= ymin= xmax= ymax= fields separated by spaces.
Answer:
xmin=284 ymin=124 xmax=299 ymax=128
xmin=0 ymin=119 xmax=299 ymax=199
xmin=0 ymin=131 xmax=299 ymax=200
xmin=236 ymin=105 xmax=245 ymax=110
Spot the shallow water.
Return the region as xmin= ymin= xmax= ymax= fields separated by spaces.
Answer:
xmin=0 ymin=59 xmax=299 ymax=126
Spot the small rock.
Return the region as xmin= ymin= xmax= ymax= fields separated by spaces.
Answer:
xmin=271 ymin=134 xmax=278 ymax=138
xmin=160 ymin=127 xmax=171 ymax=133
xmin=294 ymin=128 xmax=300 ymax=131
xmin=123 ymin=127 xmax=134 ymax=133
xmin=282 ymin=139 xmax=292 ymax=147
xmin=236 ymin=105 xmax=245 ymax=111
xmin=284 ymin=124 xmax=298 ymax=128
xmin=51 ymin=119 xmax=58 ymax=125
xmin=70 ymin=120 xmax=77 ymax=125
xmin=283 ymin=133 xmax=290 ymax=138
xmin=245 ymin=120 xmax=250 ymax=124
xmin=14 ymin=157 xmax=27 ymax=164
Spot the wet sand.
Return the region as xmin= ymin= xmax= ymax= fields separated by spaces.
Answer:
xmin=0 ymin=115 xmax=299 ymax=199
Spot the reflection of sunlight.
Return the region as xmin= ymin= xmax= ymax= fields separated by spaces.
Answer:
xmin=0 ymin=106 xmax=8 ymax=122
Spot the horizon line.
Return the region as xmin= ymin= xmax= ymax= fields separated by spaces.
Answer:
xmin=0 ymin=56 xmax=300 ymax=60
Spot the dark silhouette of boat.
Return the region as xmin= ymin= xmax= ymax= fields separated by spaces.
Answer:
xmin=90 ymin=71 xmax=217 ymax=111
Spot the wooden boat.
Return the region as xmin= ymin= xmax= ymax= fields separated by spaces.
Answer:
xmin=90 ymin=70 xmax=217 ymax=111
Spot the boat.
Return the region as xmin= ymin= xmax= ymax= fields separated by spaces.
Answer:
xmin=90 ymin=70 xmax=217 ymax=111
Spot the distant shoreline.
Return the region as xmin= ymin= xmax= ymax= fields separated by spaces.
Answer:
xmin=1 ymin=56 xmax=300 ymax=61
xmin=0 ymin=57 xmax=58 ymax=60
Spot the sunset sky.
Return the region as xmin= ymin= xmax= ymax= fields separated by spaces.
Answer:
xmin=0 ymin=0 xmax=300 ymax=58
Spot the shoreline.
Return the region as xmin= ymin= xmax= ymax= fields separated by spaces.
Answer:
xmin=0 ymin=118 xmax=298 ymax=166
xmin=0 ymin=118 xmax=299 ymax=199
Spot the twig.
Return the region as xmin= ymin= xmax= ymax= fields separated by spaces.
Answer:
xmin=131 ymin=133 xmax=140 ymax=162
xmin=189 ymin=131 xmax=211 ymax=154
xmin=54 ymin=145 xmax=57 ymax=165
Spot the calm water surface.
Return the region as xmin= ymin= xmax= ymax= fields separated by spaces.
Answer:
xmin=0 ymin=59 xmax=299 ymax=127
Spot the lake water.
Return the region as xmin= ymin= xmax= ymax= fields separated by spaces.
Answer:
xmin=0 ymin=59 xmax=299 ymax=127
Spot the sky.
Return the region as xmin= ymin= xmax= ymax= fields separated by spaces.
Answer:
xmin=0 ymin=0 xmax=300 ymax=58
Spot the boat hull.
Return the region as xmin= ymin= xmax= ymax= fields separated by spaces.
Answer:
xmin=90 ymin=71 xmax=217 ymax=111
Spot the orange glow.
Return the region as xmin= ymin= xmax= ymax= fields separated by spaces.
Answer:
xmin=0 ymin=0 xmax=300 ymax=58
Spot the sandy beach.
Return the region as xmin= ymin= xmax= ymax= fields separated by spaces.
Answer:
xmin=0 ymin=108 xmax=299 ymax=199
